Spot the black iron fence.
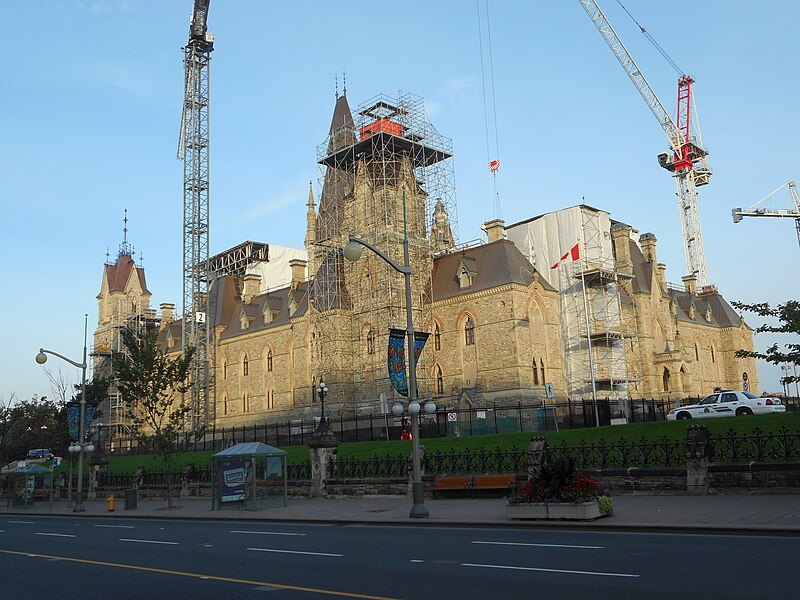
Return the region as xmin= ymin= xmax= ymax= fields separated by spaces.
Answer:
xmin=92 ymin=425 xmax=800 ymax=485
xmin=94 ymin=396 xmax=702 ymax=456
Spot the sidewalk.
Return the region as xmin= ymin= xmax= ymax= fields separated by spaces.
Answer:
xmin=3 ymin=493 xmax=799 ymax=535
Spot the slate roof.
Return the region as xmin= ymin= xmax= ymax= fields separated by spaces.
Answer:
xmin=102 ymin=253 xmax=150 ymax=295
xmin=432 ymin=239 xmax=554 ymax=301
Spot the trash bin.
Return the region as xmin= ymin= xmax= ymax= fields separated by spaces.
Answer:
xmin=124 ymin=489 xmax=137 ymax=510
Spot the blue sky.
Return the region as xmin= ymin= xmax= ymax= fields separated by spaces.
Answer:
xmin=2 ymin=1 xmax=798 ymax=402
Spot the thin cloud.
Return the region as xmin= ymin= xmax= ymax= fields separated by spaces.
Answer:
xmin=242 ymin=178 xmax=311 ymax=221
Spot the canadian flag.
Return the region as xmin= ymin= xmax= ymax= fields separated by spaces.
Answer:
xmin=488 ymin=159 xmax=500 ymax=172
xmin=550 ymin=243 xmax=580 ymax=269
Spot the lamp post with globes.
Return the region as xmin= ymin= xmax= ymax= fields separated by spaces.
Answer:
xmin=35 ymin=315 xmax=93 ymax=512
xmin=343 ymin=200 xmax=435 ymax=518
xmin=316 ymin=380 xmax=328 ymax=423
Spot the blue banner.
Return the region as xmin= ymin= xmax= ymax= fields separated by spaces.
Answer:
xmin=66 ymin=403 xmax=98 ymax=441
xmin=387 ymin=329 xmax=429 ymax=397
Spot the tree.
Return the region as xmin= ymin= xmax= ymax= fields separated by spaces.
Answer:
xmin=0 ymin=395 xmax=69 ymax=465
xmin=733 ymin=300 xmax=800 ymax=387
xmin=112 ymin=326 xmax=195 ymax=508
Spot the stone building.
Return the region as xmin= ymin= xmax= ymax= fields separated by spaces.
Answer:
xmin=93 ymin=90 xmax=759 ymax=429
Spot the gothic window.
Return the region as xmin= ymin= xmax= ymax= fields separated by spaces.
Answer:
xmin=662 ymin=367 xmax=671 ymax=392
xmin=710 ymin=345 xmax=716 ymax=363
xmin=436 ymin=365 xmax=444 ymax=395
xmin=464 ymin=315 xmax=475 ymax=346
xmin=267 ymin=349 xmax=273 ymax=372
xmin=434 ymin=323 xmax=441 ymax=351
xmin=223 ymin=360 xmax=228 ymax=380
xmin=243 ymin=393 xmax=250 ymax=413
xmin=694 ymin=343 xmax=699 ymax=361
xmin=222 ymin=396 xmax=228 ymax=415
xmin=533 ymin=356 xmax=540 ymax=385
xmin=266 ymin=390 xmax=274 ymax=410
xmin=243 ymin=355 xmax=249 ymax=376
xmin=539 ymin=359 xmax=546 ymax=385
xmin=367 ymin=329 xmax=375 ymax=355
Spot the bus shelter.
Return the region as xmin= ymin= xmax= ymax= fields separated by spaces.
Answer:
xmin=211 ymin=442 xmax=287 ymax=511
xmin=3 ymin=463 xmax=52 ymax=509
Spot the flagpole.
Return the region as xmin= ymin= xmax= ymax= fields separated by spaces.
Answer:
xmin=578 ymin=226 xmax=600 ymax=428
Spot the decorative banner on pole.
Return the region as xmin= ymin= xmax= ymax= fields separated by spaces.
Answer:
xmin=67 ymin=403 xmax=80 ymax=441
xmin=388 ymin=328 xmax=408 ymax=396
xmin=388 ymin=329 xmax=430 ymax=397
xmin=66 ymin=402 xmax=98 ymax=442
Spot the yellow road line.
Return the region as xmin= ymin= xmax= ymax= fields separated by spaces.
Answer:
xmin=0 ymin=548 xmax=397 ymax=600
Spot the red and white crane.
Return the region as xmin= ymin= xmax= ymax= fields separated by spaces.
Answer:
xmin=579 ymin=0 xmax=712 ymax=288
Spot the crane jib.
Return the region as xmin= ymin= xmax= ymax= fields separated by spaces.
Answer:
xmin=190 ymin=0 xmax=210 ymax=40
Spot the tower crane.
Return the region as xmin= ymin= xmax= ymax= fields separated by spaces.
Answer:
xmin=733 ymin=181 xmax=800 ymax=251
xmin=178 ymin=0 xmax=214 ymax=430
xmin=579 ymin=0 xmax=713 ymax=288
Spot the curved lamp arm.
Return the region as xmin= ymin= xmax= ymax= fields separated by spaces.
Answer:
xmin=37 ymin=348 xmax=86 ymax=370
xmin=346 ymin=235 xmax=410 ymax=275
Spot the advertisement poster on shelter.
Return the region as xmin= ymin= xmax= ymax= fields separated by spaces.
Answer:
xmin=219 ymin=459 xmax=246 ymax=503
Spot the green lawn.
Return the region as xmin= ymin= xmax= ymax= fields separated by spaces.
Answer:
xmin=101 ymin=411 xmax=800 ymax=473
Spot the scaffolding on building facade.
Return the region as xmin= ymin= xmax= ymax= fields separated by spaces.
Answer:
xmin=556 ymin=207 xmax=642 ymax=403
xmin=311 ymin=92 xmax=457 ymax=413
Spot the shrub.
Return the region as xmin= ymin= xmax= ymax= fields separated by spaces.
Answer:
xmin=509 ymin=456 xmax=604 ymax=504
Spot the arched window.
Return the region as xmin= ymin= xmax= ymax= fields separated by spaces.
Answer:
xmin=367 ymin=329 xmax=375 ymax=355
xmin=222 ymin=396 xmax=228 ymax=416
xmin=267 ymin=349 xmax=273 ymax=372
xmin=243 ymin=355 xmax=249 ymax=376
xmin=223 ymin=360 xmax=228 ymax=380
xmin=710 ymin=346 xmax=716 ymax=363
xmin=434 ymin=323 xmax=441 ymax=351
xmin=243 ymin=393 xmax=250 ymax=413
xmin=539 ymin=359 xmax=546 ymax=385
xmin=532 ymin=356 xmax=540 ymax=385
xmin=695 ymin=343 xmax=699 ymax=361
xmin=663 ymin=367 xmax=671 ymax=392
xmin=436 ymin=365 xmax=444 ymax=395
xmin=464 ymin=315 xmax=475 ymax=346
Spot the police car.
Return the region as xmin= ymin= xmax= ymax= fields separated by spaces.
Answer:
xmin=666 ymin=390 xmax=786 ymax=421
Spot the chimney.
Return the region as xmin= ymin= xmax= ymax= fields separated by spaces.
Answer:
xmin=656 ymin=263 xmax=667 ymax=290
xmin=681 ymin=274 xmax=697 ymax=296
xmin=639 ymin=232 xmax=657 ymax=264
xmin=242 ymin=273 xmax=261 ymax=304
xmin=159 ymin=303 xmax=175 ymax=329
xmin=289 ymin=259 xmax=307 ymax=288
xmin=483 ymin=219 xmax=506 ymax=243
xmin=611 ymin=223 xmax=633 ymax=272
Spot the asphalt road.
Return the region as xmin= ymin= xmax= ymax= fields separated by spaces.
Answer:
xmin=0 ymin=516 xmax=796 ymax=599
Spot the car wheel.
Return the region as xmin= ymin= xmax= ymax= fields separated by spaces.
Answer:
xmin=677 ymin=411 xmax=692 ymax=420
xmin=736 ymin=407 xmax=753 ymax=416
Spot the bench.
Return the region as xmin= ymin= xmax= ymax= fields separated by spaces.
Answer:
xmin=432 ymin=474 xmax=473 ymax=498
xmin=470 ymin=474 xmax=516 ymax=498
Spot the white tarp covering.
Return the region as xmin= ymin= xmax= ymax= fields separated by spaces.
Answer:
xmin=505 ymin=205 xmax=613 ymax=290
xmin=245 ymin=245 xmax=307 ymax=293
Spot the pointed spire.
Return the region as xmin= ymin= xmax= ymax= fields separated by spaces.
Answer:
xmin=118 ymin=209 xmax=133 ymax=258
xmin=342 ymin=69 xmax=347 ymax=96
xmin=307 ymin=180 xmax=315 ymax=208
xmin=335 ymin=74 xmax=339 ymax=100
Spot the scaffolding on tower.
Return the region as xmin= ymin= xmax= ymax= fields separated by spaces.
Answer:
xmin=311 ymin=91 xmax=457 ymax=412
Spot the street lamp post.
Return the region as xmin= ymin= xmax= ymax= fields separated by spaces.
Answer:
xmin=35 ymin=315 xmax=93 ymax=512
xmin=344 ymin=195 xmax=434 ymax=518
xmin=316 ymin=380 xmax=328 ymax=422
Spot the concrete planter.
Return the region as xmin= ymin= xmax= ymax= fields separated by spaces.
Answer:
xmin=507 ymin=501 xmax=602 ymax=521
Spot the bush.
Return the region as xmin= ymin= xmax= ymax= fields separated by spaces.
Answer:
xmin=509 ymin=456 xmax=604 ymax=504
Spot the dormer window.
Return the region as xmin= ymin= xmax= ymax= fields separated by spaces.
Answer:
xmin=240 ymin=310 xmax=250 ymax=330
xmin=263 ymin=305 xmax=274 ymax=324
xmin=288 ymin=296 xmax=297 ymax=315
xmin=167 ymin=331 xmax=175 ymax=349
xmin=688 ymin=304 xmax=696 ymax=320
xmin=705 ymin=306 xmax=713 ymax=323
xmin=457 ymin=258 xmax=477 ymax=289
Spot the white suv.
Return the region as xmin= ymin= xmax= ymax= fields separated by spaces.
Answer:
xmin=667 ymin=390 xmax=786 ymax=421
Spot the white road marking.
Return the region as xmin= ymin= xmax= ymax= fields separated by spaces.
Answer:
xmin=8 ymin=520 xmax=34 ymax=524
xmin=472 ymin=540 xmax=604 ymax=549
xmin=94 ymin=525 xmax=135 ymax=529
xmin=119 ymin=538 xmax=179 ymax=545
xmin=463 ymin=563 xmax=639 ymax=578
xmin=35 ymin=533 xmax=76 ymax=538
xmin=247 ymin=548 xmax=342 ymax=557
xmin=410 ymin=559 xmax=424 ymax=563
xmin=203 ymin=544 xmax=213 ymax=547
xmin=231 ymin=530 xmax=306 ymax=536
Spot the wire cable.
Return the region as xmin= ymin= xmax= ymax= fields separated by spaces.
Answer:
xmin=615 ymin=0 xmax=683 ymax=76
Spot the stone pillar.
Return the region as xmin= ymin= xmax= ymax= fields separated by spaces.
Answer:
xmin=309 ymin=420 xmax=340 ymax=498
xmin=527 ymin=436 xmax=548 ymax=479
xmin=685 ymin=425 xmax=711 ymax=495
xmin=87 ymin=465 xmax=98 ymax=499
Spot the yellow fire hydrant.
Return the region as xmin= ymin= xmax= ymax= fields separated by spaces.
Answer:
xmin=107 ymin=495 xmax=115 ymax=512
